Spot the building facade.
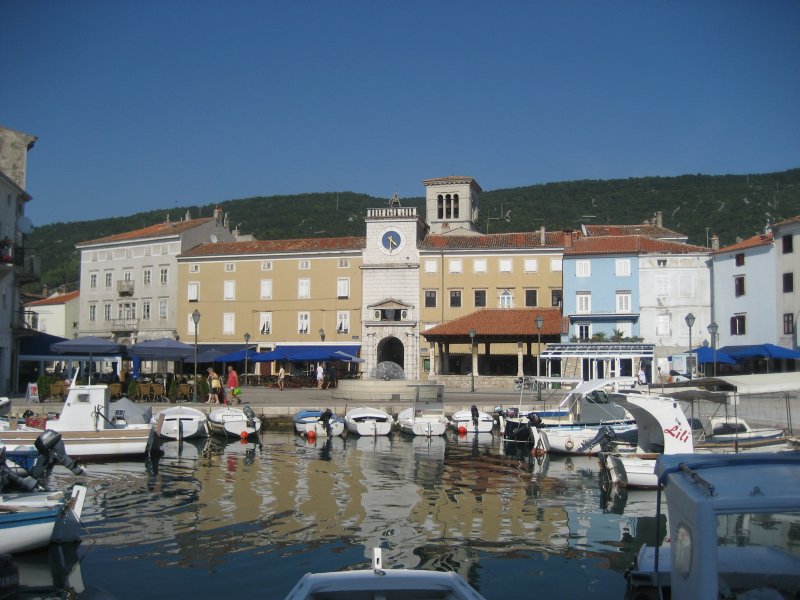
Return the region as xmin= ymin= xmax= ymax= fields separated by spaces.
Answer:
xmin=771 ymin=216 xmax=799 ymax=350
xmin=25 ymin=289 xmax=80 ymax=339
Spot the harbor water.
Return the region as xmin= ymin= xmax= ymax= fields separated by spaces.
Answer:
xmin=24 ymin=430 xmax=666 ymax=599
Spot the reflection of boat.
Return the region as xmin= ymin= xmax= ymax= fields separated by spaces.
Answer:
xmin=450 ymin=406 xmax=494 ymax=434
xmin=158 ymin=437 xmax=210 ymax=461
xmin=285 ymin=547 xmax=486 ymax=600
xmin=153 ymin=406 xmax=209 ymax=440
xmin=453 ymin=432 xmax=494 ymax=447
xmin=208 ymin=406 xmax=261 ymax=439
xmin=8 ymin=543 xmax=110 ymax=598
xmin=349 ymin=435 xmax=392 ymax=453
xmin=627 ymin=452 xmax=800 ymax=600
xmin=293 ymin=409 xmax=345 ymax=437
xmin=344 ymin=406 xmax=394 ymax=436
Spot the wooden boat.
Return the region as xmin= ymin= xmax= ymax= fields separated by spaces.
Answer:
xmin=154 ymin=406 xmax=209 ymax=440
xmin=293 ymin=409 xmax=345 ymax=437
xmin=0 ymin=485 xmax=87 ymax=554
xmin=626 ymin=452 xmax=800 ymax=599
xmin=344 ymin=406 xmax=393 ymax=436
xmin=208 ymin=406 xmax=261 ymax=439
xmin=285 ymin=547 xmax=486 ymax=600
xmin=450 ymin=406 xmax=494 ymax=434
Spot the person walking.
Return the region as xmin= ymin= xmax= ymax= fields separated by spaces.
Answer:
xmin=227 ymin=365 xmax=240 ymax=404
xmin=316 ymin=363 xmax=324 ymax=390
xmin=206 ymin=368 xmax=221 ymax=404
xmin=278 ymin=364 xmax=285 ymax=390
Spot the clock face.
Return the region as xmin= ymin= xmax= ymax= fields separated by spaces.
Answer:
xmin=380 ymin=229 xmax=404 ymax=254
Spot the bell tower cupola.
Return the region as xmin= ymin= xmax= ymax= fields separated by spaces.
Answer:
xmin=422 ymin=176 xmax=481 ymax=235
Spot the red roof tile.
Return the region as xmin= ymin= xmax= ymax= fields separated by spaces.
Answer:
xmin=715 ymin=232 xmax=773 ymax=254
xmin=419 ymin=231 xmax=570 ymax=250
xmin=584 ymin=224 xmax=686 ymax=239
xmin=564 ymin=235 xmax=707 ymax=256
xmin=26 ymin=290 xmax=80 ymax=306
xmin=772 ymin=214 xmax=800 ymax=229
xmin=181 ymin=236 xmax=366 ymax=257
xmin=77 ymin=218 xmax=215 ymax=247
xmin=422 ymin=308 xmax=563 ymax=338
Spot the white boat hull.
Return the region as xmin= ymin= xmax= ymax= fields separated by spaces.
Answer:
xmin=0 ymin=427 xmax=155 ymax=459
xmin=542 ymin=423 xmax=637 ymax=455
xmin=301 ymin=420 xmax=345 ymax=437
xmin=450 ymin=409 xmax=494 ymax=434
xmin=154 ymin=406 xmax=209 ymax=440
xmin=208 ymin=408 xmax=261 ymax=439
xmin=344 ymin=407 xmax=394 ymax=436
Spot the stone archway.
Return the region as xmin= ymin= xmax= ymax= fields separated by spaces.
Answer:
xmin=377 ymin=336 xmax=404 ymax=369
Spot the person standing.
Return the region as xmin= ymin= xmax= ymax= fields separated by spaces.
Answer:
xmin=206 ymin=368 xmax=221 ymax=404
xmin=227 ymin=365 xmax=240 ymax=404
xmin=278 ymin=364 xmax=285 ymax=390
xmin=637 ymin=366 xmax=647 ymax=387
xmin=316 ymin=363 xmax=324 ymax=390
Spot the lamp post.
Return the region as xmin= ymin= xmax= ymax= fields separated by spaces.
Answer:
xmin=685 ymin=313 xmax=695 ymax=379
xmin=191 ymin=309 xmax=201 ymax=403
xmin=534 ymin=314 xmax=544 ymax=377
xmin=243 ymin=332 xmax=251 ymax=386
xmin=707 ymin=321 xmax=718 ymax=377
xmin=468 ymin=328 xmax=476 ymax=392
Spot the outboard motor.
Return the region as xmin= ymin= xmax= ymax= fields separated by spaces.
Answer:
xmin=504 ymin=417 xmax=532 ymax=443
xmin=470 ymin=405 xmax=480 ymax=428
xmin=32 ymin=429 xmax=85 ymax=477
xmin=578 ymin=425 xmax=617 ymax=454
xmin=242 ymin=405 xmax=257 ymax=428
xmin=319 ymin=408 xmax=334 ymax=437
xmin=0 ymin=447 xmax=39 ymax=492
xmin=526 ymin=412 xmax=543 ymax=429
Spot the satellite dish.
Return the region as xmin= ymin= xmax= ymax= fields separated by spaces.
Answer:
xmin=17 ymin=216 xmax=34 ymax=235
xmin=209 ymin=234 xmax=218 ymax=243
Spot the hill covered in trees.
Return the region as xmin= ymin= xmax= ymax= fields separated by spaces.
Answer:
xmin=25 ymin=168 xmax=800 ymax=294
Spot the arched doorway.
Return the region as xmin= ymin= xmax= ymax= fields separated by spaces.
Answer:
xmin=377 ymin=336 xmax=404 ymax=369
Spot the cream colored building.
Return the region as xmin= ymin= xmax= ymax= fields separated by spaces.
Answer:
xmin=25 ymin=289 xmax=80 ymax=339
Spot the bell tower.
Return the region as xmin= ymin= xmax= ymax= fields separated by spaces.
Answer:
xmin=423 ymin=176 xmax=481 ymax=235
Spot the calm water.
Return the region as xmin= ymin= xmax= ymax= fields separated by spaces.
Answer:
xmin=25 ymin=431 xmax=666 ymax=599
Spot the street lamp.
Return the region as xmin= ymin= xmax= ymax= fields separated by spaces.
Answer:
xmin=192 ymin=309 xmax=201 ymax=403
xmin=707 ymin=321 xmax=719 ymax=377
xmin=534 ymin=314 xmax=544 ymax=377
xmin=243 ymin=332 xmax=251 ymax=386
xmin=468 ymin=328 xmax=476 ymax=392
xmin=685 ymin=313 xmax=695 ymax=379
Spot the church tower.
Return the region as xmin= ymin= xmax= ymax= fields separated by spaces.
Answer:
xmin=423 ymin=176 xmax=481 ymax=235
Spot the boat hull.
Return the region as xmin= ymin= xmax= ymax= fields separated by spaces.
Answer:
xmin=154 ymin=407 xmax=209 ymax=440
xmin=344 ymin=407 xmax=394 ymax=436
xmin=0 ymin=427 xmax=155 ymax=459
xmin=450 ymin=409 xmax=494 ymax=434
xmin=208 ymin=408 xmax=262 ymax=439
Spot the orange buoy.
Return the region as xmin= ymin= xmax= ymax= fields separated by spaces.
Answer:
xmin=307 ymin=430 xmax=317 ymax=441
xmin=458 ymin=425 xmax=467 ymax=435
xmin=240 ymin=431 xmax=248 ymax=441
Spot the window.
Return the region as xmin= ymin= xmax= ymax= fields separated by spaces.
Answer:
xmin=142 ymin=300 xmax=151 ymax=320
xmin=337 ymin=278 xmax=350 ymax=299
xmin=474 ymin=290 xmax=486 ymax=307
xmin=576 ymin=260 xmax=591 ymax=277
xmin=784 ymin=313 xmax=795 ymax=335
xmin=782 ymin=235 xmax=794 ymax=254
xmin=299 ymin=259 xmax=310 ymax=270
xmin=499 ymin=290 xmax=513 ymax=308
xmin=118 ymin=302 xmax=136 ymax=320
xmin=656 ymin=277 xmax=670 ymax=296
xmin=473 ymin=258 xmax=487 ymax=273
xmin=734 ymin=276 xmax=745 ymax=297
xmin=223 ymin=280 xmax=236 ymax=300
xmin=223 ymin=313 xmax=235 ymax=335
xmin=577 ymin=323 xmax=591 ymax=341
xmin=576 ymin=292 xmax=591 ymax=314
xmin=298 ymin=312 xmax=309 ymax=334
xmin=123 ymin=269 xmax=133 ymax=281
xmin=105 ymin=272 xmax=113 ymax=287
xmin=338 ymin=258 xmax=350 ymax=268
xmin=298 ymin=278 xmax=310 ymax=299
xmin=224 ymin=263 xmax=235 ymax=272
xmin=143 ymin=269 xmax=152 ymax=285
xmin=551 ymin=289 xmax=563 ymax=307
xmin=499 ymin=258 xmax=512 ymax=273
xmin=188 ymin=282 xmax=199 ymax=302
xmin=425 ymin=290 xmax=437 ymax=308
xmin=104 ymin=303 xmax=112 ymax=321
xmin=730 ymin=315 xmax=746 ymax=336
xmin=89 ymin=305 xmax=96 ymax=322
xmin=551 ymin=258 xmax=562 ymax=272
xmin=90 ymin=273 xmax=97 ymax=289
xmin=656 ymin=315 xmax=670 ymax=336
xmin=616 ymin=321 xmax=632 ymax=338
xmin=260 ymin=279 xmax=272 ymax=300
xmin=425 ymin=260 xmax=437 ymax=273
xmin=160 ymin=267 xmax=168 ymax=285
xmin=189 ymin=264 xmax=199 ymax=273
xmin=259 ymin=312 xmax=272 ymax=335
xmin=616 ymin=292 xmax=631 ymax=313
xmin=187 ymin=314 xmax=198 ymax=336
xmin=449 ymin=259 xmax=462 ymax=274
xmin=261 ymin=260 xmax=272 ymax=271
xmin=159 ymin=298 xmax=168 ymax=320
xmin=450 ymin=290 xmax=462 ymax=308
xmin=657 ymin=259 xmax=667 ymax=267
xmin=783 ymin=273 xmax=794 ymax=293
xmin=337 ymin=311 xmax=349 ymax=334
xmin=615 ymin=259 xmax=631 ymax=277
xmin=735 ymin=253 xmax=745 ymax=266
xmin=525 ymin=289 xmax=538 ymax=307
xmin=524 ymin=259 xmax=538 ymax=273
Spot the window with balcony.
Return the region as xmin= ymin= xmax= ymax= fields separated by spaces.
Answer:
xmin=577 ymin=323 xmax=591 ymax=341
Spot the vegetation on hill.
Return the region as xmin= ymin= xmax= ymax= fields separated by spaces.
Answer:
xmin=24 ymin=168 xmax=800 ymax=295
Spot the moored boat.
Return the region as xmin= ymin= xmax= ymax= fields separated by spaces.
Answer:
xmin=208 ymin=406 xmax=261 ymax=439
xmin=450 ymin=405 xmax=494 ymax=434
xmin=154 ymin=406 xmax=209 ymax=440
xmin=344 ymin=406 xmax=393 ymax=436
xmin=293 ymin=409 xmax=345 ymax=437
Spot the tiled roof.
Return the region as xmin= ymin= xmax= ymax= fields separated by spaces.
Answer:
xmin=181 ymin=236 xmax=366 ymax=257
xmin=77 ymin=218 xmax=215 ymax=247
xmin=771 ymin=214 xmax=800 ymax=229
xmin=584 ymin=224 xmax=686 ymax=239
xmin=716 ymin=232 xmax=773 ymax=254
xmin=422 ymin=308 xmax=563 ymax=338
xmin=26 ymin=290 xmax=80 ymax=306
xmin=564 ymin=235 xmax=708 ymax=256
xmin=419 ymin=231 xmax=569 ymax=250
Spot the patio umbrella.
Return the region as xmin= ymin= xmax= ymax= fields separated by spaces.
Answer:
xmin=188 ymin=348 xmax=226 ymax=363
xmin=51 ymin=336 xmax=126 ymax=384
xmin=724 ymin=343 xmax=800 ymax=360
xmin=129 ymin=338 xmax=194 ymax=360
xmin=690 ymin=346 xmax=736 ymax=365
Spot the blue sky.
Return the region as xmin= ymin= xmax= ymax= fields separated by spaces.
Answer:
xmin=2 ymin=1 xmax=799 ymax=226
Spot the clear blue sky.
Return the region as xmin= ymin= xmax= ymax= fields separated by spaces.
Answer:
xmin=3 ymin=1 xmax=799 ymax=226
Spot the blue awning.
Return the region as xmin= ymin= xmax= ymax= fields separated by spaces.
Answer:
xmin=269 ymin=344 xmax=361 ymax=362
xmin=720 ymin=344 xmax=800 ymax=360
xmin=19 ymin=331 xmax=69 ymax=360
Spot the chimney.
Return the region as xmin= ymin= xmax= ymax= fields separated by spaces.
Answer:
xmin=711 ymin=234 xmax=719 ymax=251
xmin=655 ymin=211 xmax=663 ymax=228
xmin=540 ymin=225 xmax=546 ymax=246
xmin=563 ymin=230 xmax=574 ymax=247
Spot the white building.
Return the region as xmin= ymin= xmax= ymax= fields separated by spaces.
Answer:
xmin=25 ymin=289 xmax=80 ymax=339
xmin=771 ymin=216 xmax=799 ymax=350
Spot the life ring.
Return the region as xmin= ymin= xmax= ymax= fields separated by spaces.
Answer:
xmin=565 ymin=438 xmax=575 ymax=451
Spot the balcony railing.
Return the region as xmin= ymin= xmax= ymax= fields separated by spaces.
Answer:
xmin=111 ymin=318 xmax=139 ymax=332
xmin=117 ymin=280 xmax=134 ymax=295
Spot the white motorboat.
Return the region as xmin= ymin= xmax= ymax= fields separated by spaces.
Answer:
xmin=344 ymin=406 xmax=393 ymax=436
xmin=397 ymin=384 xmax=448 ymax=437
xmin=599 ymin=393 xmax=694 ymax=489
xmin=693 ymin=415 xmax=787 ymax=450
xmin=540 ymin=421 xmax=638 ymax=455
xmin=208 ymin=406 xmax=261 ymax=439
xmin=626 ymin=452 xmax=800 ymax=600
xmin=0 ymin=485 xmax=88 ymax=554
xmin=450 ymin=406 xmax=494 ymax=434
xmin=293 ymin=409 xmax=345 ymax=437
xmin=285 ymin=547 xmax=486 ymax=600
xmin=0 ymin=382 xmax=159 ymax=459
xmin=153 ymin=406 xmax=209 ymax=440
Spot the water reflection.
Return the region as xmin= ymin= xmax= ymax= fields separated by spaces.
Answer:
xmin=41 ymin=430 xmax=659 ymax=598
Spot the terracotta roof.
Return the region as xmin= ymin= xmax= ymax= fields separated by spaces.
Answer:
xmin=181 ymin=236 xmax=366 ymax=257
xmin=715 ymin=232 xmax=773 ymax=254
xmin=26 ymin=290 xmax=80 ymax=306
xmin=77 ymin=218 xmax=215 ymax=247
xmin=564 ymin=235 xmax=708 ymax=256
xmin=419 ymin=231 xmax=569 ymax=250
xmin=771 ymin=214 xmax=800 ymax=229
xmin=422 ymin=308 xmax=563 ymax=339
xmin=584 ymin=224 xmax=686 ymax=239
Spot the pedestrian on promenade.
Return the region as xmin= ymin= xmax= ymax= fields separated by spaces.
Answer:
xmin=278 ymin=365 xmax=285 ymax=390
xmin=316 ymin=363 xmax=324 ymax=390
xmin=227 ymin=365 xmax=240 ymax=404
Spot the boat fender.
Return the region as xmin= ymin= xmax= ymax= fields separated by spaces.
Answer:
xmin=565 ymin=438 xmax=575 ymax=451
